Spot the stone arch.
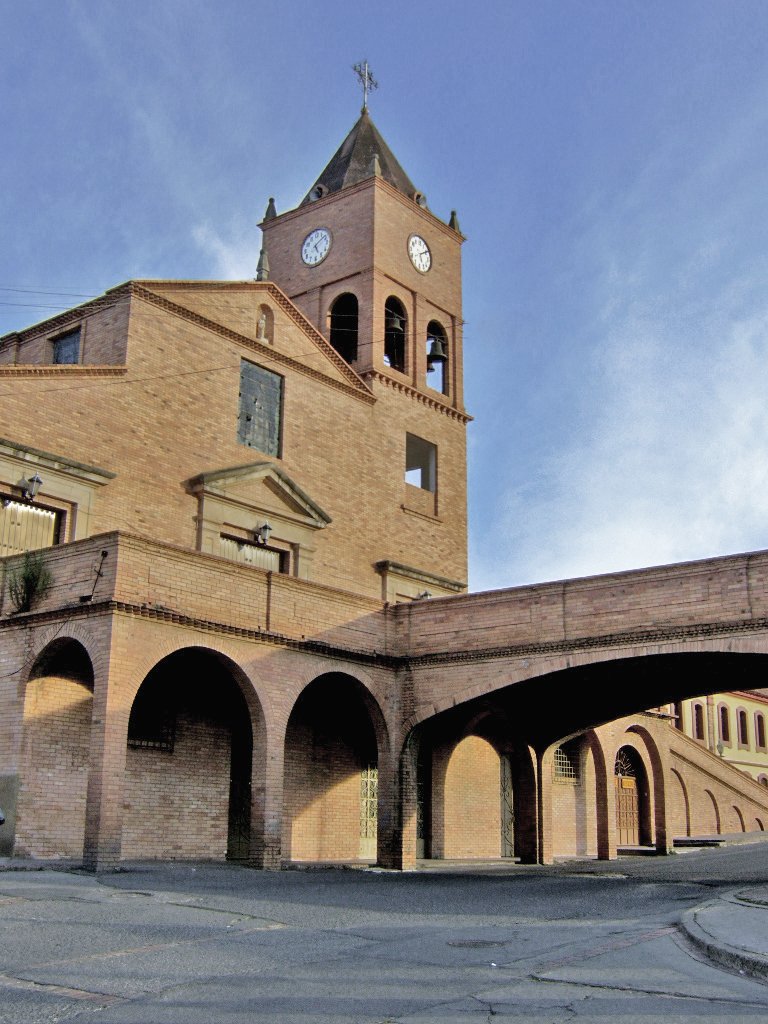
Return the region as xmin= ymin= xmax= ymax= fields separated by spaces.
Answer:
xmin=384 ymin=295 xmax=407 ymax=372
xmin=282 ymin=671 xmax=388 ymax=863
xmin=123 ymin=646 xmax=265 ymax=862
xmin=415 ymin=709 xmax=536 ymax=863
xmin=582 ymin=730 xmax=611 ymax=860
xmin=624 ymin=724 xmax=667 ymax=852
xmin=546 ymin=733 xmax=598 ymax=860
xmin=20 ymin=623 xmax=103 ymax=692
xmin=756 ymin=818 xmax=765 ymax=831
xmin=15 ymin=637 xmax=95 ymax=859
xmin=327 ymin=293 xmax=358 ymax=363
xmin=670 ymin=768 xmax=691 ymax=838
xmin=426 ymin=319 xmax=448 ymax=394
xmin=703 ymin=789 xmax=721 ymax=835
xmin=731 ymin=805 xmax=746 ymax=833
xmin=403 ymin=649 xmax=768 ymax=738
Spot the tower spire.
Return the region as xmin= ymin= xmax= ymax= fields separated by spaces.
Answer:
xmin=352 ymin=60 xmax=378 ymax=112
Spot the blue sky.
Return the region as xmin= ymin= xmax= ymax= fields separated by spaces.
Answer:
xmin=4 ymin=1 xmax=768 ymax=592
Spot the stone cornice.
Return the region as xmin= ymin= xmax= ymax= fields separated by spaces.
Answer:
xmin=0 ymin=366 xmax=126 ymax=379
xmin=401 ymin=616 xmax=768 ymax=668
xmin=3 ymin=597 xmax=766 ymax=675
xmin=0 ymin=291 xmax=124 ymax=346
xmin=0 ymin=599 xmax=399 ymax=668
xmin=361 ymin=370 xmax=472 ymax=422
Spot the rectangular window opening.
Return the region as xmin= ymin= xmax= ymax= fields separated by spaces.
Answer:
xmin=405 ymin=433 xmax=436 ymax=492
xmin=553 ymin=741 xmax=580 ymax=782
xmin=52 ymin=328 xmax=81 ymax=365
xmin=220 ymin=534 xmax=287 ymax=573
xmin=0 ymin=496 xmax=60 ymax=557
xmin=238 ymin=360 xmax=283 ymax=456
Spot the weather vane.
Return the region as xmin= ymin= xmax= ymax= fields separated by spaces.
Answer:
xmin=353 ymin=60 xmax=378 ymax=111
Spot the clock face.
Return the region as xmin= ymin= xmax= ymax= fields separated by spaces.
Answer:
xmin=408 ymin=234 xmax=432 ymax=273
xmin=301 ymin=228 xmax=331 ymax=266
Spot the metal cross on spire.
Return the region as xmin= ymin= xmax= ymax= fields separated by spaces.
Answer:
xmin=353 ymin=60 xmax=378 ymax=111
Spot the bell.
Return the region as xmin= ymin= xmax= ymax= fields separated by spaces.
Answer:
xmin=427 ymin=338 xmax=447 ymax=364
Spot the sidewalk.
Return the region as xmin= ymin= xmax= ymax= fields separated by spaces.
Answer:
xmin=680 ymin=884 xmax=768 ymax=981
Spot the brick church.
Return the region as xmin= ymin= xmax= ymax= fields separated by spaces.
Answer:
xmin=1 ymin=107 xmax=767 ymax=870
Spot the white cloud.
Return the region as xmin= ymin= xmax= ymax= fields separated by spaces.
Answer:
xmin=192 ymin=224 xmax=257 ymax=279
xmin=476 ymin=296 xmax=768 ymax=591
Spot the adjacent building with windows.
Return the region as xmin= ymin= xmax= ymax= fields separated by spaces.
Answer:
xmin=673 ymin=690 xmax=768 ymax=785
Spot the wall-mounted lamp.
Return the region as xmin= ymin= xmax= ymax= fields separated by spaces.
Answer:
xmin=254 ymin=522 xmax=272 ymax=546
xmin=19 ymin=472 xmax=43 ymax=501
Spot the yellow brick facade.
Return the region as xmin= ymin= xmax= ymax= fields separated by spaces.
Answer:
xmin=1 ymin=111 xmax=767 ymax=871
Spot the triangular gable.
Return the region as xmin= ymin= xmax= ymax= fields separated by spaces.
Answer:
xmin=187 ymin=461 xmax=331 ymax=529
xmin=131 ymin=281 xmax=373 ymax=401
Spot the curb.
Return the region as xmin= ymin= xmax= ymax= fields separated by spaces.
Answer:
xmin=680 ymin=899 xmax=768 ymax=983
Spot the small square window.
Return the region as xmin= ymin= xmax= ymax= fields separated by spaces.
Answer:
xmin=52 ymin=328 xmax=81 ymax=365
xmin=405 ymin=433 xmax=436 ymax=492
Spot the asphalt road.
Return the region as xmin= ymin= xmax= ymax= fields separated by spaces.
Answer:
xmin=1 ymin=844 xmax=767 ymax=1023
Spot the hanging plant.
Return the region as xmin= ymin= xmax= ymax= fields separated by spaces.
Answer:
xmin=8 ymin=550 xmax=53 ymax=614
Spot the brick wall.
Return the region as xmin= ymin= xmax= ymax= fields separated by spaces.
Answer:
xmin=15 ymin=673 xmax=92 ymax=858
xmin=436 ymin=735 xmax=501 ymax=859
xmin=122 ymin=712 xmax=231 ymax=861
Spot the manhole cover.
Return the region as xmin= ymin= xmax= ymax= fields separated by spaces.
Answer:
xmin=447 ymin=940 xmax=506 ymax=948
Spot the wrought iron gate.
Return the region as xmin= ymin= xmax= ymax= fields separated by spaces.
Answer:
xmin=359 ymin=765 xmax=377 ymax=859
xmin=500 ymin=756 xmax=515 ymax=857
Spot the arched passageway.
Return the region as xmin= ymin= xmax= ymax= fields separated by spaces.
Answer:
xmin=15 ymin=638 xmax=94 ymax=858
xmin=411 ymin=711 xmax=537 ymax=864
xmin=123 ymin=648 xmax=257 ymax=862
xmin=282 ymin=673 xmax=384 ymax=863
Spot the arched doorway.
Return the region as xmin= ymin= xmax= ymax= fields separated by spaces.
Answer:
xmin=16 ymin=638 xmax=94 ymax=858
xmin=124 ymin=648 xmax=257 ymax=862
xmin=283 ymin=673 xmax=384 ymax=863
xmin=614 ymin=746 xmax=649 ymax=846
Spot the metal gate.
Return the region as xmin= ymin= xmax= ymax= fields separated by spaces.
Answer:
xmin=500 ymin=756 xmax=515 ymax=857
xmin=359 ymin=765 xmax=377 ymax=859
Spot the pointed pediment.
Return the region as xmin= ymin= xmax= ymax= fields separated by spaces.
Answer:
xmin=131 ymin=282 xmax=373 ymax=401
xmin=300 ymin=109 xmax=417 ymax=205
xmin=187 ymin=461 xmax=331 ymax=529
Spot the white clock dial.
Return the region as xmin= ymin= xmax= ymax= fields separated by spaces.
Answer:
xmin=301 ymin=228 xmax=331 ymax=266
xmin=408 ymin=234 xmax=431 ymax=273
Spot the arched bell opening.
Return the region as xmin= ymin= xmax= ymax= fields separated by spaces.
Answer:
xmin=614 ymin=745 xmax=651 ymax=847
xmin=123 ymin=648 xmax=258 ymax=862
xmin=425 ymin=320 xmax=448 ymax=395
xmin=383 ymin=296 xmax=407 ymax=372
xmin=15 ymin=638 xmax=95 ymax=859
xmin=282 ymin=673 xmax=385 ymax=864
xmin=327 ymin=293 xmax=358 ymax=363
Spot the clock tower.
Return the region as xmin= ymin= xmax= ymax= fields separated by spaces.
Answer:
xmin=260 ymin=107 xmax=470 ymax=599
xmin=259 ymin=107 xmax=466 ymax=413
